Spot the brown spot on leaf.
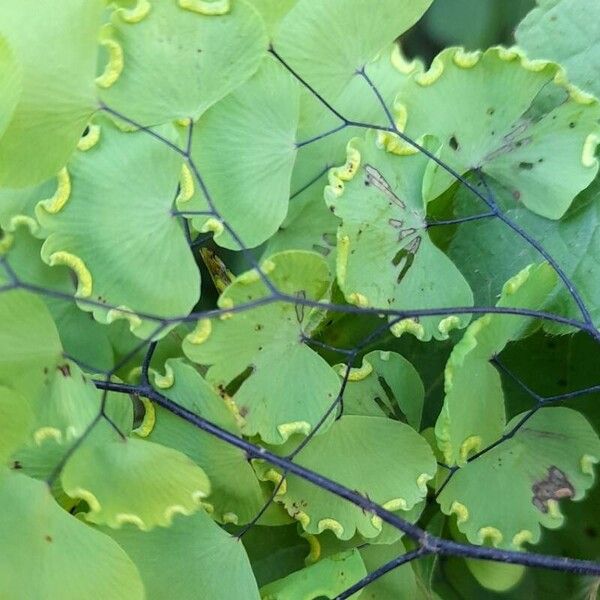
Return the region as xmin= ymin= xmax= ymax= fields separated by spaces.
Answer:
xmin=57 ymin=364 xmax=71 ymax=377
xmin=532 ymin=466 xmax=575 ymax=513
xmin=45 ymin=535 xmax=53 ymax=543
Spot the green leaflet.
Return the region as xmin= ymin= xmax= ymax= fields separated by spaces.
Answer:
xmin=273 ymin=0 xmax=431 ymax=105
xmin=326 ymin=132 xmax=474 ymax=341
xmin=395 ymin=46 xmax=600 ymax=219
xmin=37 ymin=116 xmax=200 ymax=340
xmin=180 ymin=56 xmax=299 ymax=249
xmin=255 ymin=415 xmax=436 ymax=540
xmin=0 ymin=0 xmax=104 ymax=187
xmin=106 ymin=510 xmax=261 ymax=600
xmin=265 ymin=43 xmax=423 ymax=265
xmin=145 ymin=358 xmax=266 ymax=525
xmin=0 ymin=387 xmax=32 ymax=463
xmin=0 ymin=227 xmax=115 ymax=371
xmin=0 ymin=289 xmax=63 ymax=403
xmin=0 ymin=471 xmax=144 ymax=599
xmin=438 ymin=407 xmax=600 ymax=550
xmin=335 ymin=350 xmax=424 ymax=429
xmin=269 ymin=0 xmax=431 ymax=267
xmin=360 ymin=540 xmax=419 ymax=599
xmin=262 ymin=172 xmax=339 ymax=268
xmin=0 ymin=177 xmax=53 ymax=236
xmin=435 ymin=263 xmax=558 ymax=467
xmin=240 ymin=524 xmax=309 ymax=587
xmin=447 ymin=178 xmax=600 ymax=332
xmin=183 ymin=250 xmax=341 ymax=445
xmin=260 ymin=549 xmax=367 ymax=600
xmin=0 ymin=34 xmax=21 ymax=143
xmin=245 ymin=0 xmax=297 ymax=37
xmin=99 ymin=0 xmax=268 ymax=124
xmin=62 ymin=437 xmax=210 ymax=530
xmin=516 ymin=0 xmax=600 ymax=98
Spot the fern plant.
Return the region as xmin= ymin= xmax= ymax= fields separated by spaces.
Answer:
xmin=0 ymin=0 xmax=599 ymax=597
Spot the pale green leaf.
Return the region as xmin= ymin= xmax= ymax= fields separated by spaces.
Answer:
xmin=435 ymin=263 xmax=558 ymax=466
xmin=181 ymin=56 xmax=299 ymax=249
xmin=326 ymin=132 xmax=474 ymax=341
xmin=183 ymin=250 xmax=340 ymax=445
xmin=106 ymin=510 xmax=261 ymax=600
xmin=255 ymin=415 xmax=436 ymax=540
xmin=396 ymin=46 xmax=600 ymax=219
xmin=0 ymin=386 xmax=32 ymax=463
xmin=516 ymin=0 xmax=600 ymax=98
xmin=0 ymin=471 xmax=144 ymax=599
xmin=0 ymin=0 xmax=104 ymax=186
xmin=438 ymin=407 xmax=600 ymax=550
xmin=62 ymin=437 xmax=211 ymax=530
xmin=0 ymin=34 xmax=21 ymax=141
xmin=260 ymin=549 xmax=367 ymax=600
xmin=360 ymin=539 xmax=419 ymax=599
xmin=37 ymin=116 xmax=200 ymax=339
xmin=335 ymin=350 xmax=424 ymax=428
xmin=99 ymin=0 xmax=268 ymax=123
xmin=273 ymin=0 xmax=432 ymax=104
xmin=146 ymin=358 xmax=266 ymax=525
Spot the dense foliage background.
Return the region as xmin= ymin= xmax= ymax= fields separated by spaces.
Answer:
xmin=0 ymin=0 xmax=599 ymax=598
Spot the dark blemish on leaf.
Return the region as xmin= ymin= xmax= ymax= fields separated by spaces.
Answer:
xmin=43 ymin=367 xmax=48 ymax=375
xmin=585 ymin=526 xmax=597 ymax=538
xmin=449 ymin=135 xmax=459 ymax=151
xmin=569 ymin=122 xmax=576 ymax=128
xmin=313 ymin=243 xmax=332 ymax=256
xmin=45 ymin=535 xmax=52 ymax=543
xmin=295 ymin=290 xmax=306 ymax=323
xmin=532 ymin=466 xmax=575 ymax=513
xmin=12 ymin=461 xmax=22 ymax=470
xmin=239 ymin=406 xmax=248 ymax=417
xmin=487 ymin=107 xmax=495 ymax=116
xmin=82 ymin=125 xmax=90 ymax=137
xmin=519 ymin=162 xmax=534 ymax=170
xmin=513 ymin=190 xmax=521 ymax=201
xmin=255 ymin=324 xmax=263 ymax=331
xmin=57 ymin=364 xmax=71 ymax=377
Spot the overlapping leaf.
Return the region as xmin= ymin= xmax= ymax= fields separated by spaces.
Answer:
xmin=255 ymin=415 xmax=436 ymax=540
xmin=62 ymin=437 xmax=210 ymax=530
xmin=99 ymin=0 xmax=268 ymax=124
xmin=260 ymin=549 xmax=367 ymax=599
xmin=145 ymin=358 xmax=266 ymax=524
xmin=435 ymin=263 xmax=558 ymax=466
xmin=37 ymin=116 xmax=199 ymax=339
xmin=326 ymin=131 xmax=474 ymax=341
xmin=395 ymin=46 xmax=600 ymax=219
xmin=448 ymin=177 xmax=600 ymax=332
xmin=107 ymin=510 xmax=260 ymax=600
xmin=0 ymin=471 xmax=144 ymax=598
xmin=265 ymin=43 xmax=424 ymax=264
xmin=516 ymin=0 xmax=600 ymax=98
xmin=183 ymin=250 xmax=340 ymax=445
xmin=179 ymin=56 xmax=299 ymax=249
xmin=335 ymin=350 xmax=424 ymax=428
xmin=438 ymin=407 xmax=600 ymax=550
xmin=0 ymin=0 xmax=104 ymax=186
